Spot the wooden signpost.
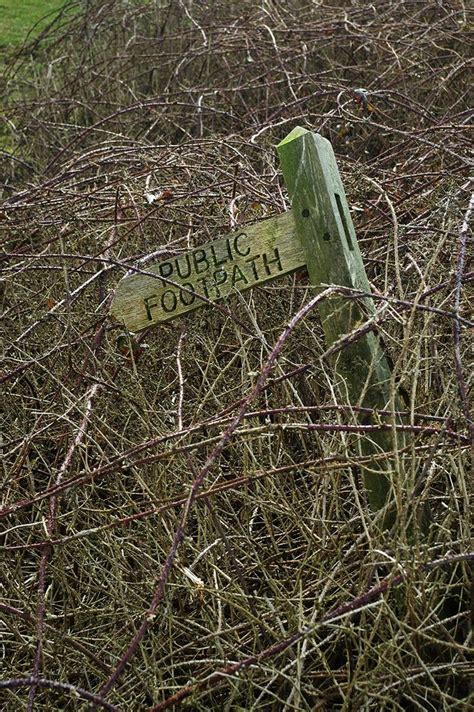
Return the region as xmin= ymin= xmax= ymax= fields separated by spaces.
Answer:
xmin=112 ymin=127 xmax=402 ymax=517
xmin=111 ymin=211 xmax=305 ymax=333
xmin=277 ymin=128 xmax=403 ymax=518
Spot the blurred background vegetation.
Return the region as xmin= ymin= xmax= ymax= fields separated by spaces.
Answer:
xmin=0 ymin=1 xmax=72 ymax=48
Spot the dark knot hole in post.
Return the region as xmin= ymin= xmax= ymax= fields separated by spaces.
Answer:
xmin=323 ymin=232 xmax=331 ymax=241
xmin=302 ymin=208 xmax=310 ymax=218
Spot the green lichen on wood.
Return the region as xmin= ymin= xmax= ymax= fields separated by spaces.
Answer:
xmin=278 ymin=128 xmax=404 ymax=515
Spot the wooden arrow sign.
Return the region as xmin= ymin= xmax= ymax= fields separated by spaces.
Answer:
xmin=111 ymin=210 xmax=305 ymax=333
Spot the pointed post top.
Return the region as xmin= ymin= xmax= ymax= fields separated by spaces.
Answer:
xmin=276 ymin=125 xmax=309 ymax=147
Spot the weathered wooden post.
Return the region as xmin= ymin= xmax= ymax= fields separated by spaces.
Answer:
xmin=277 ymin=127 xmax=403 ymax=515
xmin=111 ymin=126 xmax=404 ymax=518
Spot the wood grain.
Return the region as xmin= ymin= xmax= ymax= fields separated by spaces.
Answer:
xmin=278 ymin=127 xmax=404 ymax=515
xmin=111 ymin=210 xmax=306 ymax=332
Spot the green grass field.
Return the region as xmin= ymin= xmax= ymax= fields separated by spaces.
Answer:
xmin=0 ymin=0 xmax=68 ymax=47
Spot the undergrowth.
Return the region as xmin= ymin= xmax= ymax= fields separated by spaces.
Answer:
xmin=1 ymin=1 xmax=472 ymax=710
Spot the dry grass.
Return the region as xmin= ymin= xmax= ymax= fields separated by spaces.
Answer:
xmin=1 ymin=1 xmax=472 ymax=710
